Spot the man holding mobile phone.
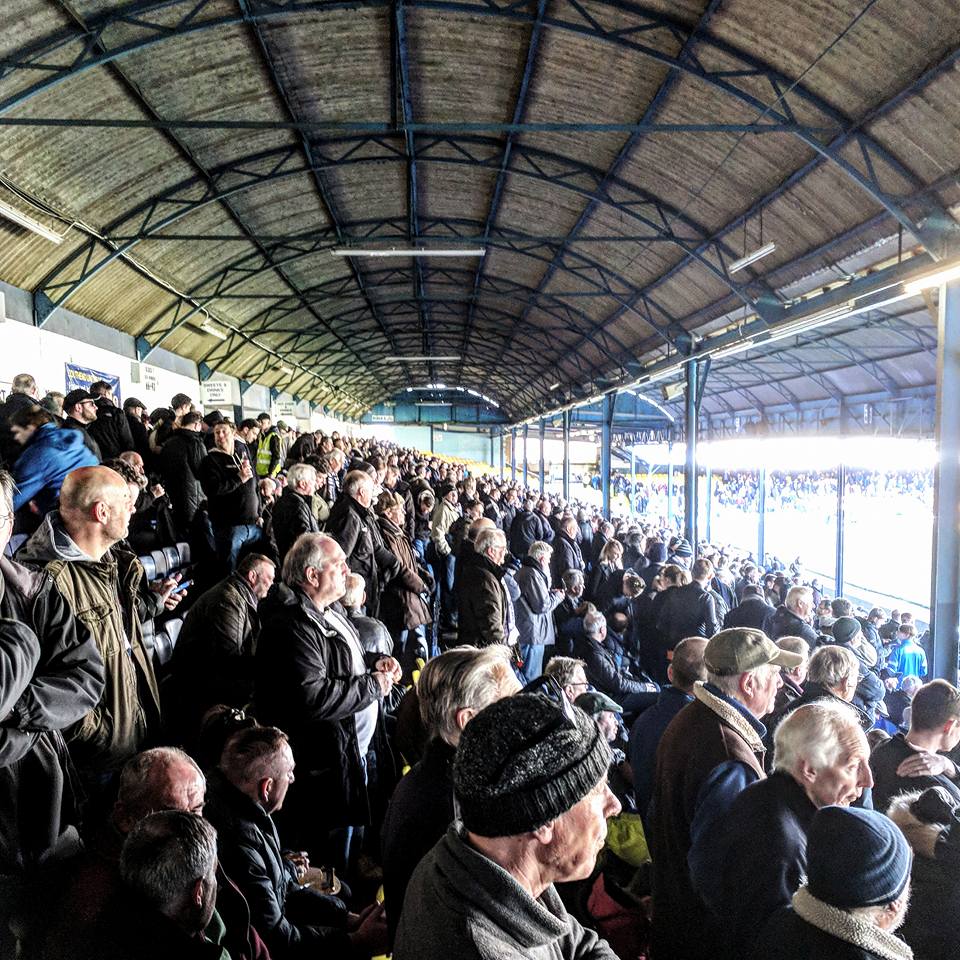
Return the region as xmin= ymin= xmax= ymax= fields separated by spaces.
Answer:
xmin=200 ymin=422 xmax=262 ymax=574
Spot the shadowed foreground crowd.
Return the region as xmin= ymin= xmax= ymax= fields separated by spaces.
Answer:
xmin=0 ymin=371 xmax=957 ymax=960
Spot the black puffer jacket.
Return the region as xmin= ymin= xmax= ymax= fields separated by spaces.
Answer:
xmin=199 ymin=447 xmax=259 ymax=527
xmin=0 ymin=555 xmax=104 ymax=872
xmin=326 ymin=495 xmax=399 ymax=619
xmin=159 ymin=429 xmax=206 ymax=535
xmin=87 ymin=399 xmax=134 ymax=460
xmin=271 ymin=487 xmax=319 ymax=565
xmin=205 ymin=769 xmax=351 ymax=960
xmin=255 ymin=586 xmax=388 ymax=829
xmin=656 ymin=581 xmax=720 ymax=643
xmin=0 ymin=392 xmax=40 ymax=469
xmin=572 ymin=633 xmax=657 ymax=703
xmin=763 ymin=605 xmax=820 ymax=646
xmin=455 ymin=549 xmax=507 ymax=647
xmin=550 ymin=531 xmax=584 ymax=588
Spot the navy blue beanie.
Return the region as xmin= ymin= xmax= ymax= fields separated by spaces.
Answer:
xmin=806 ymin=806 xmax=911 ymax=908
xmin=646 ymin=542 xmax=667 ymax=563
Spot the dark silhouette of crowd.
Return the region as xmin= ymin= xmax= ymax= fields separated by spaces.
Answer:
xmin=0 ymin=368 xmax=954 ymax=960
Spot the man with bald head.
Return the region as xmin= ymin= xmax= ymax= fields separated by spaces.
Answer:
xmin=19 ymin=466 xmax=162 ymax=780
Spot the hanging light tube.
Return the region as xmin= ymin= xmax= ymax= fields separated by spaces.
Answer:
xmin=331 ymin=247 xmax=485 ymax=258
xmin=728 ymin=241 xmax=776 ymax=274
xmin=0 ymin=197 xmax=65 ymax=244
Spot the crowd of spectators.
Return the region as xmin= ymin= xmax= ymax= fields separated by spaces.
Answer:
xmin=0 ymin=368 xmax=955 ymax=960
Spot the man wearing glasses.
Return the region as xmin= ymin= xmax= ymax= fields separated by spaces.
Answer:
xmin=61 ymin=388 xmax=102 ymax=461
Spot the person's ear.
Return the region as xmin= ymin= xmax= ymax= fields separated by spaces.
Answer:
xmin=532 ymin=820 xmax=556 ymax=845
xmin=192 ymin=877 xmax=204 ymax=909
xmin=455 ymin=707 xmax=476 ymax=733
xmin=259 ymin=776 xmax=274 ymax=807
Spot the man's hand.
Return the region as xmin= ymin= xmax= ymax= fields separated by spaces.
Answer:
xmin=347 ymin=902 xmax=387 ymax=957
xmin=897 ymin=751 xmax=957 ymax=779
xmin=150 ymin=483 xmax=165 ymax=499
xmin=239 ymin=458 xmax=253 ymax=483
xmin=375 ymin=655 xmax=403 ymax=684
xmin=373 ymin=671 xmax=394 ymax=696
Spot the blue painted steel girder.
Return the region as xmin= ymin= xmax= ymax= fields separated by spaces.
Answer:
xmin=1 ymin=0 xmax=947 ymax=257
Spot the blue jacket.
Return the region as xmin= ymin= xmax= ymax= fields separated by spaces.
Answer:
xmin=12 ymin=422 xmax=98 ymax=513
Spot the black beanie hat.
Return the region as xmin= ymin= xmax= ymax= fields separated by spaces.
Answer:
xmin=646 ymin=542 xmax=667 ymax=563
xmin=806 ymin=806 xmax=911 ymax=908
xmin=453 ymin=694 xmax=611 ymax=837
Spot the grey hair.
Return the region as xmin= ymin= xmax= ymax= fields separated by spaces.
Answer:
xmin=527 ymin=540 xmax=553 ymax=562
xmin=343 ymin=469 xmax=373 ymax=497
xmin=418 ymin=645 xmax=516 ymax=746
xmin=120 ymin=811 xmax=217 ymax=914
xmin=561 ymin=569 xmax=585 ymax=591
xmin=773 ymin=701 xmax=864 ymax=774
xmin=341 ymin=572 xmax=365 ymax=608
xmin=785 ymin=585 xmax=813 ymax=614
xmin=583 ymin=610 xmax=606 ymax=638
xmin=807 ymin=644 xmax=859 ymax=690
xmin=0 ymin=470 xmax=13 ymax=515
xmin=544 ymin=656 xmax=587 ymax=687
xmin=286 ymin=463 xmax=317 ymax=489
xmin=117 ymin=747 xmax=204 ymax=820
xmin=707 ymin=665 xmax=771 ymax=699
xmin=282 ymin=532 xmax=335 ymax=587
xmin=475 ymin=526 xmax=506 ymax=556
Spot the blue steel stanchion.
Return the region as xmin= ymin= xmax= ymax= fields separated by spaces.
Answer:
xmin=490 ymin=430 xmax=495 ymax=468
xmin=757 ymin=465 xmax=767 ymax=566
xmin=705 ymin=463 xmax=712 ymax=543
xmin=630 ymin=446 xmax=636 ymax=517
xmin=522 ymin=423 xmax=529 ymax=489
xmin=683 ymin=359 xmax=698 ymax=549
xmin=510 ymin=427 xmax=516 ymax=481
xmin=835 ymin=460 xmax=846 ymax=597
xmin=667 ymin=444 xmax=674 ymax=527
xmin=539 ymin=417 xmax=546 ymax=493
xmin=562 ymin=409 xmax=571 ymax=501
xmin=499 ymin=432 xmax=505 ymax=478
xmin=601 ymin=395 xmax=613 ymax=518
xmin=929 ymin=280 xmax=960 ymax=683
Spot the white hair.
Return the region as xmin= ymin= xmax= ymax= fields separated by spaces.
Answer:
xmin=475 ymin=527 xmax=506 ymax=556
xmin=786 ymin=585 xmax=813 ymax=614
xmin=807 ymin=644 xmax=859 ymax=690
xmin=286 ymin=463 xmax=317 ymax=488
xmin=773 ymin=701 xmax=863 ymax=774
xmin=707 ymin=665 xmax=771 ymax=699
xmin=583 ymin=610 xmax=606 ymax=639
xmin=527 ymin=540 xmax=553 ymax=562
xmin=282 ymin=532 xmax=335 ymax=587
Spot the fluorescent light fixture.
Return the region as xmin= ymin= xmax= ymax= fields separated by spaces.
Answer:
xmin=548 ymin=382 xmax=560 ymax=390
xmin=728 ymin=241 xmax=776 ymax=274
xmin=277 ymin=364 xmax=293 ymax=376
xmin=199 ymin=322 xmax=227 ymax=341
xmin=711 ymin=338 xmax=756 ymax=360
xmin=0 ymin=197 xmax=65 ymax=244
xmin=331 ymin=247 xmax=485 ymax=258
xmin=903 ymin=262 xmax=960 ymax=295
xmin=378 ymin=355 xmax=460 ymax=362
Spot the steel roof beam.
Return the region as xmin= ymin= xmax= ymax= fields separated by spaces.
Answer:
xmin=457 ymin=0 xmax=548 ymax=387
xmin=234 ymin=0 xmax=406 ymax=382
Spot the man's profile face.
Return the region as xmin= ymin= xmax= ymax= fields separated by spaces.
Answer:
xmin=544 ymin=778 xmax=620 ymax=884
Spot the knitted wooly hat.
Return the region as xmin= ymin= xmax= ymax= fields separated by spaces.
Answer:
xmin=453 ymin=694 xmax=611 ymax=838
xmin=806 ymin=806 xmax=911 ymax=909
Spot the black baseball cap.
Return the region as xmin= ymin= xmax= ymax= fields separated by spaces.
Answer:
xmin=63 ymin=388 xmax=97 ymax=408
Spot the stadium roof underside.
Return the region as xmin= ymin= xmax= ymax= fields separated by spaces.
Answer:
xmin=1 ymin=0 xmax=959 ymax=430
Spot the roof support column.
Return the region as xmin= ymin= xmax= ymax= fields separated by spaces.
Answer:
xmin=601 ymin=395 xmax=614 ymax=519
xmin=522 ymin=423 xmax=529 ymax=489
xmin=630 ymin=445 xmax=636 ymax=517
xmin=684 ymin=360 xmax=700 ymax=550
xmin=562 ymin=410 xmax=571 ymax=501
xmin=835 ymin=460 xmax=846 ymax=597
xmin=510 ymin=427 xmax=517 ymax=481
xmin=929 ymin=280 xmax=960 ymax=682
xmin=667 ymin=446 xmax=674 ymax=528
xmin=705 ymin=463 xmax=713 ymax=543
xmin=758 ymin=465 xmax=767 ymax=567
xmin=499 ymin=431 xmax=505 ymax=479
xmin=539 ymin=417 xmax=546 ymax=493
